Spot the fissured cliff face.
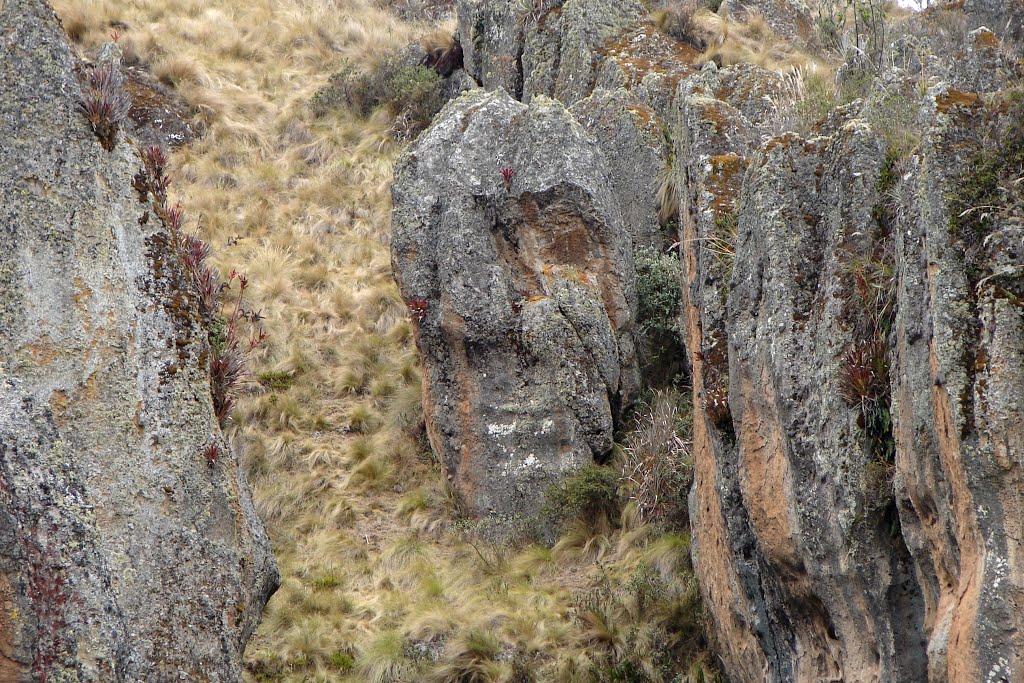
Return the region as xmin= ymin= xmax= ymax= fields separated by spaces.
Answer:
xmin=412 ymin=1 xmax=1024 ymax=681
xmin=0 ymin=1 xmax=277 ymax=680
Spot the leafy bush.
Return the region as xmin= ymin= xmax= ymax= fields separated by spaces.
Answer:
xmin=310 ymin=56 xmax=444 ymax=139
xmin=542 ymin=464 xmax=621 ymax=532
xmin=635 ymin=246 xmax=685 ymax=382
xmin=388 ymin=64 xmax=445 ymax=137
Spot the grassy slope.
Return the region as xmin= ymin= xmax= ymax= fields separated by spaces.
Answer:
xmin=54 ymin=2 xmax=707 ymax=681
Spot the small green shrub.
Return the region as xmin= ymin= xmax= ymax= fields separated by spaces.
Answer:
xmin=258 ymin=370 xmax=293 ymax=391
xmin=634 ymin=246 xmax=685 ymax=382
xmin=309 ymin=61 xmax=370 ymax=115
xmin=388 ymin=64 xmax=443 ymax=127
xmin=311 ymin=573 xmax=340 ymax=590
xmin=329 ymin=650 xmax=355 ymax=672
xmin=542 ymin=464 xmax=620 ymax=531
xmin=310 ymin=56 xmax=444 ymax=138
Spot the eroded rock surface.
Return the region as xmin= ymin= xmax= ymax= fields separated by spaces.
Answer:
xmin=422 ymin=2 xmax=1024 ymax=680
xmin=0 ymin=1 xmax=277 ymax=680
xmin=676 ymin=38 xmax=1024 ymax=683
xmin=391 ymin=89 xmax=638 ymax=518
xmin=569 ymin=87 xmax=669 ymax=250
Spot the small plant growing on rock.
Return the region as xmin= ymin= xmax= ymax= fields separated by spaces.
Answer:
xmin=500 ymin=167 xmax=514 ymax=192
xmin=702 ymin=385 xmax=731 ymax=430
xmin=406 ymin=298 xmax=428 ymax=322
xmin=203 ymin=442 xmax=221 ymax=468
xmin=138 ymin=145 xmax=264 ymax=428
xmin=79 ymin=63 xmax=131 ymax=151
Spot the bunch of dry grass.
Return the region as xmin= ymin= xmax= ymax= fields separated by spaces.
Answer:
xmin=652 ymin=2 xmax=713 ymax=51
xmin=697 ymin=11 xmax=829 ymax=73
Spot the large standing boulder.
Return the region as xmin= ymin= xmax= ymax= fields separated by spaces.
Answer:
xmin=0 ymin=1 xmax=277 ymax=680
xmin=391 ymin=89 xmax=639 ymax=519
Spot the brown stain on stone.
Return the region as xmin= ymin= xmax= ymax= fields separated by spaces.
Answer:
xmin=0 ymin=574 xmax=24 ymax=682
xmin=972 ymin=29 xmax=1000 ymax=49
xmin=50 ymin=390 xmax=69 ymax=429
xmin=736 ymin=367 xmax=800 ymax=569
xmin=680 ymin=199 xmax=768 ymax=681
xmin=929 ymin=341 xmax=981 ymax=683
xmin=707 ymin=154 xmax=748 ymax=215
xmin=71 ymin=276 xmax=93 ymax=319
xmin=26 ymin=335 xmax=60 ymax=367
xmin=516 ymin=195 xmax=629 ymax=331
xmin=936 ymin=89 xmax=981 ymax=113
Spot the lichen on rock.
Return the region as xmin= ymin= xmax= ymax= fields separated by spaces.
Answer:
xmin=0 ymin=0 xmax=277 ymax=679
xmin=391 ymin=88 xmax=639 ymax=519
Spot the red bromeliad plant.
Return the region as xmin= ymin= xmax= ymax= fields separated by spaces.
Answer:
xmin=138 ymin=145 xmax=264 ymax=428
xmin=79 ymin=63 xmax=131 ymax=151
xmin=407 ymin=298 xmax=428 ymax=322
xmin=500 ymin=167 xmax=514 ymax=192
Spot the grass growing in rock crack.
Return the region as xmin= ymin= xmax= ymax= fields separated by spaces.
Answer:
xmin=56 ymin=1 xmax=719 ymax=681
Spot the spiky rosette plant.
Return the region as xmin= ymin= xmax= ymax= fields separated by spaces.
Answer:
xmin=79 ymin=63 xmax=131 ymax=151
xmin=839 ymin=339 xmax=889 ymax=409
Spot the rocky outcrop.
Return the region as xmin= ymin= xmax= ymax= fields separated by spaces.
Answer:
xmin=888 ymin=82 xmax=1023 ymax=683
xmin=459 ymin=0 xmax=656 ymax=107
xmin=0 ymin=1 xmax=277 ymax=680
xmin=676 ymin=35 xmax=1024 ymax=683
xmin=520 ymin=0 xmax=646 ymax=105
xmin=391 ymin=89 xmax=639 ymax=518
xmin=430 ymin=2 xmax=1024 ymax=679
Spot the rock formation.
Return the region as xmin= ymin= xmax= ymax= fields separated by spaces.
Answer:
xmin=0 ymin=1 xmax=277 ymax=680
xmin=675 ymin=31 xmax=1024 ymax=683
xmin=391 ymin=89 xmax=639 ymax=518
xmin=417 ymin=1 xmax=1024 ymax=681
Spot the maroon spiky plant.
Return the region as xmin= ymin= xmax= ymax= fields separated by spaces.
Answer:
xmin=500 ymin=167 xmax=514 ymax=192
xmin=79 ymin=63 xmax=131 ymax=151
xmin=407 ymin=298 xmax=428 ymax=322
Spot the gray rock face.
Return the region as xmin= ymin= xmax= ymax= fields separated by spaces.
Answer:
xmin=887 ymin=83 xmax=1024 ymax=683
xmin=569 ymin=88 xmax=669 ymax=250
xmin=457 ymin=0 xmax=529 ymax=97
xmin=718 ymin=0 xmax=817 ymax=44
xmin=676 ymin=53 xmax=1024 ymax=683
xmin=458 ymin=0 xmax=650 ymax=107
xmin=391 ymin=89 xmax=638 ymax=518
xmin=521 ymin=0 xmax=645 ymax=105
xmin=0 ymin=1 xmax=277 ymax=681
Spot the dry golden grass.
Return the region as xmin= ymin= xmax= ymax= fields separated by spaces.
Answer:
xmin=55 ymin=1 xmax=714 ymax=681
